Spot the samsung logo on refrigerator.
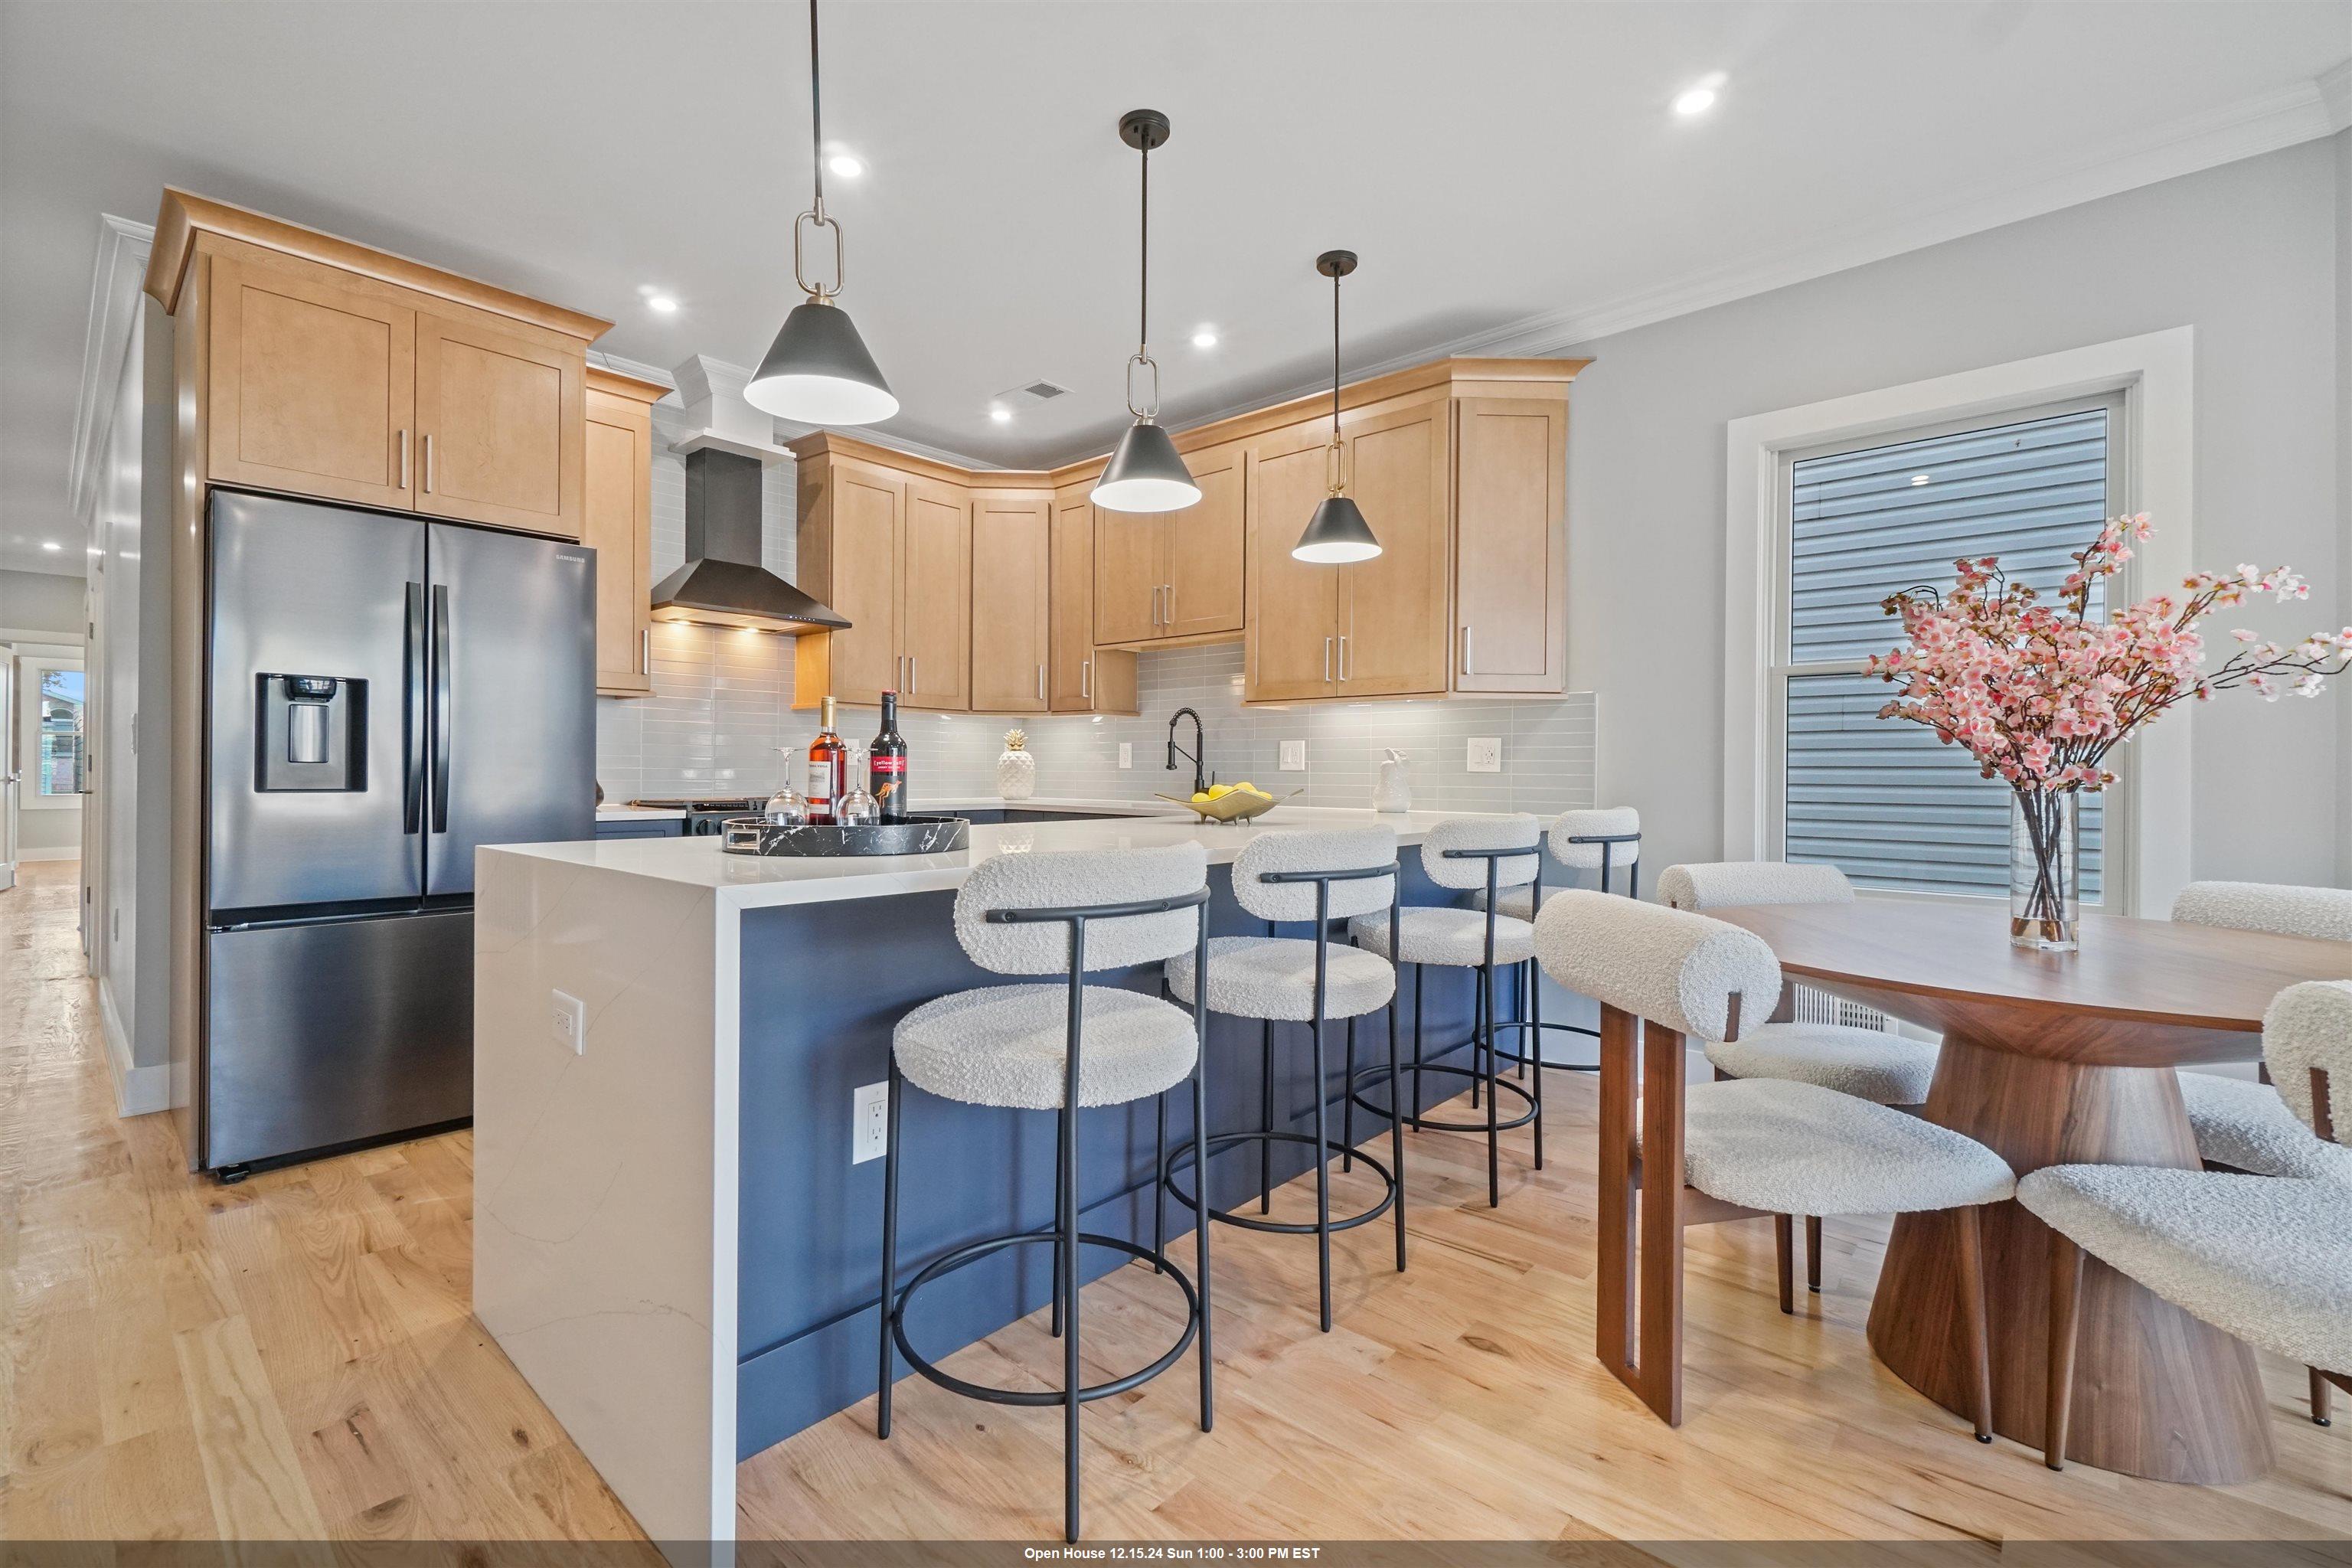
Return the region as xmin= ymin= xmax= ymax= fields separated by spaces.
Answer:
xmin=557 ymin=552 xmax=589 ymax=566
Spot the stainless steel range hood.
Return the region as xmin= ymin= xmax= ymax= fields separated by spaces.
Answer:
xmin=648 ymin=448 xmax=848 ymax=635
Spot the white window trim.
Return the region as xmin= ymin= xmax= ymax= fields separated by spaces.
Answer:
xmin=16 ymin=649 xmax=87 ymax=812
xmin=1722 ymin=327 xmax=2194 ymax=917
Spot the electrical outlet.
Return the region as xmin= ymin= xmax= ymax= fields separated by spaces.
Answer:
xmin=1467 ymin=737 xmax=1502 ymax=773
xmin=550 ymin=990 xmax=586 ymax=1054
xmin=1279 ymin=739 xmax=1307 ymax=771
xmin=1119 ymin=742 xmax=1132 ymax=769
xmin=852 ymin=1082 xmax=890 ymax=1163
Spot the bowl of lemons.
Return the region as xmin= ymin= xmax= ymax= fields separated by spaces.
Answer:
xmin=1156 ymin=780 xmax=1292 ymax=824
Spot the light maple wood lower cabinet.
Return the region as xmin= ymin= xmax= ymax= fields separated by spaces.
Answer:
xmin=1050 ymin=485 xmax=1138 ymax=715
xmin=1452 ymin=398 xmax=1568 ymax=693
xmin=415 ymin=312 xmax=585 ymax=539
xmin=969 ymin=494 xmax=1050 ymax=714
xmin=205 ymin=250 xmax=416 ymax=511
xmin=583 ymin=371 xmax=664 ymax=697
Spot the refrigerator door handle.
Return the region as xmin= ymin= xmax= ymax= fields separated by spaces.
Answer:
xmin=403 ymin=582 xmax=426 ymax=833
xmin=430 ymin=583 xmax=452 ymax=834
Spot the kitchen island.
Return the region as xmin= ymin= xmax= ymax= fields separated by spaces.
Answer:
xmin=473 ymin=802 xmax=1521 ymax=1550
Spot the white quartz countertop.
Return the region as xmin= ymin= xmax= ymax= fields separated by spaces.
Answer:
xmin=492 ymin=799 xmax=1491 ymax=912
xmin=595 ymin=804 xmax=687 ymax=822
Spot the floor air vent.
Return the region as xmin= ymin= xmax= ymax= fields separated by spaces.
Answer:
xmin=1793 ymin=982 xmax=1897 ymax=1034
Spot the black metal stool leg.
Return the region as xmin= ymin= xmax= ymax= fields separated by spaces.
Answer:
xmin=1259 ymin=1021 xmax=1275 ymax=1214
xmin=1386 ymin=983 xmax=1408 ymax=1273
xmin=1528 ymin=958 xmax=1545 ymax=1171
xmin=1471 ymin=972 xmax=1484 ymax=1110
xmin=1483 ymin=964 xmax=1500 ymax=1207
xmin=1342 ymin=1018 xmax=1357 ymax=1173
xmin=1050 ymin=1117 xmax=1067 ymax=1339
xmin=1153 ymin=1095 xmax=1168 ymax=1274
xmin=877 ymin=1057 xmax=904 ymax=1439
xmin=1191 ymin=1062 xmax=1215 ymax=1430
xmin=1059 ymin=1103 xmax=1081 ymax=1544
xmin=1309 ymin=1003 xmax=1334 ymax=1332
xmin=1412 ymin=965 xmax=1425 ymax=1115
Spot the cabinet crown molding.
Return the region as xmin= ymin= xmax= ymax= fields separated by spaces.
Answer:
xmin=143 ymin=188 xmax=612 ymax=343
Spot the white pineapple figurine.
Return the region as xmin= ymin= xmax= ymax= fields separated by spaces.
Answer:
xmin=996 ymin=728 xmax=1037 ymax=802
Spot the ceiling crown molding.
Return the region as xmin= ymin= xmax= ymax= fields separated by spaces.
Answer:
xmin=1042 ymin=70 xmax=2344 ymax=466
xmin=66 ymin=213 xmax=155 ymax=521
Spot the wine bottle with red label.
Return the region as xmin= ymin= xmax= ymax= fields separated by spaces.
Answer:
xmin=871 ymin=691 xmax=908 ymax=822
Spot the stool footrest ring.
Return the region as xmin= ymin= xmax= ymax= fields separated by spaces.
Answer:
xmin=1485 ymin=1017 xmax=1602 ymax=1073
xmin=1161 ymin=1131 xmax=1396 ymax=1236
xmin=888 ymin=1229 xmax=1199 ymax=1408
xmin=1350 ymin=1060 xmax=1537 ymax=1132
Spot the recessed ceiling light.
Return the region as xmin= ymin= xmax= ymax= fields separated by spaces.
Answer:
xmin=1674 ymin=72 xmax=1727 ymax=116
xmin=827 ymin=153 xmax=864 ymax=179
xmin=988 ymin=405 xmax=1013 ymax=424
xmin=41 ymin=541 xmax=62 ymax=551
xmin=1910 ymin=474 xmax=1931 ymax=486
xmin=646 ymin=295 xmax=679 ymax=315
xmin=1191 ymin=328 xmax=1218 ymax=348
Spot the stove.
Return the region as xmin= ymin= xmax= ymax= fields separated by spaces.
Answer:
xmin=632 ymin=796 xmax=767 ymax=837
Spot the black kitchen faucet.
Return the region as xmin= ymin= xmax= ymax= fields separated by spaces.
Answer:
xmin=1166 ymin=707 xmax=1207 ymax=798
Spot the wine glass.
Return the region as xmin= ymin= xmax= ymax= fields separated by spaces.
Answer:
xmin=764 ymin=747 xmax=808 ymax=825
xmin=835 ymin=746 xmax=880 ymax=826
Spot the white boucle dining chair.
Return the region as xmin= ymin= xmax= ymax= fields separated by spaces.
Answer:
xmin=1534 ymin=890 xmax=2015 ymax=1435
xmin=2022 ymin=978 xmax=2352 ymax=1467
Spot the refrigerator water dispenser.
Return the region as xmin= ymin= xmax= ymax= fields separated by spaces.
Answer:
xmin=255 ymin=673 xmax=366 ymax=791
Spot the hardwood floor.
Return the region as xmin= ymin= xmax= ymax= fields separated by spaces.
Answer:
xmin=5 ymin=859 xmax=2347 ymax=1550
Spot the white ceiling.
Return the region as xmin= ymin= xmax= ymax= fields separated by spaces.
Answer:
xmin=3 ymin=1 xmax=2347 ymax=577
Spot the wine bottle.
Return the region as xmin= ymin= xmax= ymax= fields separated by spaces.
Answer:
xmin=871 ymin=691 xmax=908 ymax=822
xmin=805 ymin=695 xmax=845 ymax=824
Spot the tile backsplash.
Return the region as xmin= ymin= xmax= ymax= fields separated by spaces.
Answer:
xmin=594 ymin=398 xmax=1596 ymax=813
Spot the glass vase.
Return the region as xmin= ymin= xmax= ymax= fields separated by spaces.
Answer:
xmin=2008 ymin=789 xmax=2081 ymax=952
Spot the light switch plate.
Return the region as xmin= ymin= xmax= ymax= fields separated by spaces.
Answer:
xmin=1467 ymin=737 xmax=1503 ymax=773
xmin=1119 ymin=742 xmax=1132 ymax=769
xmin=853 ymin=1082 xmax=890 ymax=1163
xmin=1279 ymin=740 xmax=1307 ymax=772
xmin=550 ymin=990 xmax=586 ymax=1054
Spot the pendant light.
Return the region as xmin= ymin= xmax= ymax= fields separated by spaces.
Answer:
xmin=1092 ymin=109 xmax=1201 ymax=513
xmin=743 ymin=0 xmax=899 ymax=426
xmin=1292 ymin=250 xmax=1381 ymax=564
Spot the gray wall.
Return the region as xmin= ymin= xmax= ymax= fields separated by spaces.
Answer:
xmin=2 ymin=567 xmax=83 ymax=636
xmin=1561 ymin=135 xmax=2347 ymax=892
xmin=2338 ymin=128 xmax=2351 ymax=887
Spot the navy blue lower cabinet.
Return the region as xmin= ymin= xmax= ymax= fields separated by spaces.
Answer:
xmin=731 ymin=858 xmax=1485 ymax=1459
xmin=593 ymin=817 xmax=683 ymax=840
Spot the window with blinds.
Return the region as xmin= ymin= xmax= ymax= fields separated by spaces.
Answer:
xmin=1776 ymin=402 xmax=2117 ymax=898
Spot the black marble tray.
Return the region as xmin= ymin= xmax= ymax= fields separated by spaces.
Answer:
xmin=718 ymin=814 xmax=971 ymax=858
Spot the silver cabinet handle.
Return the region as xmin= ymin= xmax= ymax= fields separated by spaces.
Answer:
xmin=1081 ymin=657 xmax=1092 ymax=700
xmin=1461 ymin=624 xmax=1474 ymax=676
xmin=1165 ymin=583 xmax=1175 ymax=628
xmin=1036 ymin=663 xmax=1045 ymax=702
xmin=1323 ymin=635 xmax=1333 ymax=682
xmin=1338 ymin=634 xmax=1350 ymax=681
xmin=640 ymin=628 xmax=651 ymax=675
xmin=909 ymin=655 xmax=918 ymax=694
xmin=422 ymin=433 xmax=434 ymax=495
xmin=398 ymin=429 xmax=410 ymax=491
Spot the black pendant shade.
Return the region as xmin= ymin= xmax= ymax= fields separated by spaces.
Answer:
xmin=1093 ymin=109 xmax=1200 ymax=514
xmin=745 ymin=296 xmax=897 ymax=425
xmin=743 ymin=0 xmax=897 ymax=427
xmin=1293 ymin=248 xmax=1379 ymax=563
xmin=1293 ymin=495 xmax=1382 ymax=564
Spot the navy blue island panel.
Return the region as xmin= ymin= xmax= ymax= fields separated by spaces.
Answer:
xmin=731 ymin=856 xmax=1496 ymax=1459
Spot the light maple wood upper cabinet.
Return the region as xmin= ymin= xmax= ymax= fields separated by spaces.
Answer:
xmin=1091 ymin=442 xmax=1246 ymax=647
xmin=899 ymin=479 xmax=972 ymax=712
xmin=1050 ymin=485 xmax=1138 ymax=715
xmin=1452 ymin=397 xmax=1568 ymax=694
xmin=415 ymin=312 xmax=585 ymax=539
xmin=153 ymin=194 xmax=609 ymax=541
xmin=583 ymin=369 xmax=665 ymax=697
xmin=970 ymin=495 xmax=1052 ymax=714
xmin=1245 ymin=430 xmax=1343 ymax=702
xmin=205 ymin=251 xmax=416 ymax=511
xmin=1337 ymin=403 xmax=1449 ymax=698
xmin=791 ymin=439 xmax=973 ymax=713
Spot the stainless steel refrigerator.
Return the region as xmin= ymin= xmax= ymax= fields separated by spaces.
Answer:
xmin=197 ymin=490 xmax=595 ymax=1174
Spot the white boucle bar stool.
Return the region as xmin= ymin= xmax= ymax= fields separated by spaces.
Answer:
xmin=1534 ymin=890 xmax=2014 ymax=1436
xmin=1348 ymin=815 xmax=1543 ymax=1207
xmin=1658 ymin=858 xmax=1945 ymax=1299
xmin=1161 ymin=826 xmax=1403 ymax=1333
xmin=2024 ymin=978 xmax=2352 ymax=1468
xmin=876 ymin=842 xmax=1214 ymax=1544
xmin=1468 ymin=805 xmax=1645 ymax=1089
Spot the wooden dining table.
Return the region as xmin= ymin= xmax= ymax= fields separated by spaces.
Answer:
xmin=1713 ymin=899 xmax=2352 ymax=1484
